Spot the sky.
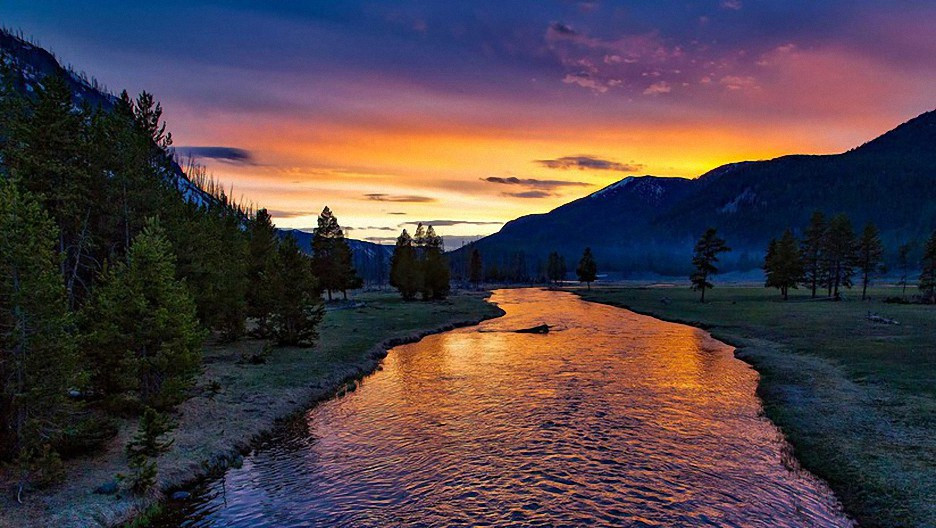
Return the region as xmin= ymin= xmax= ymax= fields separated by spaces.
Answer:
xmin=2 ymin=1 xmax=934 ymax=245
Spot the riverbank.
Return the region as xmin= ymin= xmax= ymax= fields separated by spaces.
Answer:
xmin=576 ymin=285 xmax=935 ymax=528
xmin=0 ymin=290 xmax=504 ymax=528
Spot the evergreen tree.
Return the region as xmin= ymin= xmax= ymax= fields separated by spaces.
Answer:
xmin=125 ymin=406 xmax=175 ymax=459
xmin=823 ymin=214 xmax=857 ymax=299
xmin=800 ymin=211 xmax=827 ymax=298
xmin=896 ymin=243 xmax=913 ymax=296
xmin=919 ymin=231 xmax=936 ymax=303
xmin=266 ymin=234 xmax=324 ymax=345
xmin=82 ymin=219 xmax=205 ymax=409
xmin=468 ymin=248 xmax=483 ymax=288
xmin=246 ymin=209 xmax=278 ymax=335
xmin=576 ymin=247 xmax=598 ymax=289
xmin=547 ymin=251 xmax=566 ymax=286
xmin=0 ymin=180 xmax=77 ymax=462
xmin=170 ymin=204 xmax=249 ymax=340
xmin=856 ymin=223 xmax=885 ymax=300
xmin=690 ymin=228 xmax=731 ymax=302
xmin=312 ymin=207 xmax=361 ymax=300
xmin=390 ymin=229 xmax=420 ymax=300
xmin=764 ymin=229 xmax=803 ymax=300
xmin=1 ymin=75 xmax=101 ymax=306
xmin=421 ymin=226 xmax=450 ymax=300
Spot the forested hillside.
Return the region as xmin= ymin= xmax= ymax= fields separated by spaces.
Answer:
xmin=0 ymin=29 xmax=327 ymax=496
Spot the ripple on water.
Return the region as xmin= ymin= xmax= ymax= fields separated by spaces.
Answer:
xmin=157 ymin=288 xmax=853 ymax=528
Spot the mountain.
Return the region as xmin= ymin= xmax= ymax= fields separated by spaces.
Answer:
xmin=0 ymin=29 xmax=215 ymax=208
xmin=277 ymin=228 xmax=392 ymax=285
xmin=453 ymin=110 xmax=936 ymax=277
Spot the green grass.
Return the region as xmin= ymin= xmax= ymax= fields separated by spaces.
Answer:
xmin=577 ymin=284 xmax=935 ymax=528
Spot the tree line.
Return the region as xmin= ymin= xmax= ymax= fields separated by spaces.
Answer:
xmin=457 ymin=246 xmax=599 ymax=290
xmin=686 ymin=212 xmax=936 ymax=303
xmin=0 ymin=73 xmax=358 ymax=496
xmin=389 ymin=224 xmax=451 ymax=300
xmin=762 ymin=212 xmax=936 ymax=302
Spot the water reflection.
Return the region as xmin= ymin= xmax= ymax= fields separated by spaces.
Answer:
xmin=156 ymin=288 xmax=852 ymax=527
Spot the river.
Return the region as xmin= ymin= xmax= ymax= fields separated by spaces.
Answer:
xmin=154 ymin=288 xmax=852 ymax=527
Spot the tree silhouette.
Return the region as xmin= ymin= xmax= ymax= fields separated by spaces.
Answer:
xmin=896 ymin=243 xmax=913 ymax=296
xmin=312 ymin=206 xmax=361 ymax=301
xmin=690 ymin=228 xmax=731 ymax=302
xmin=856 ymin=223 xmax=885 ymax=300
xmin=547 ymin=251 xmax=566 ymax=286
xmin=764 ymin=229 xmax=803 ymax=300
xmin=576 ymin=247 xmax=598 ymax=290
xmin=468 ymin=248 xmax=483 ymax=289
xmin=920 ymin=231 xmax=936 ymax=303
xmin=823 ymin=214 xmax=857 ymax=299
xmin=800 ymin=211 xmax=827 ymax=298
xmin=390 ymin=229 xmax=420 ymax=300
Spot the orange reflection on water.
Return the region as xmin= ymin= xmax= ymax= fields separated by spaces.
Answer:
xmin=160 ymin=288 xmax=853 ymax=528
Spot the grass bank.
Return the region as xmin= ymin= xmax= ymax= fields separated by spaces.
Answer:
xmin=577 ymin=284 xmax=934 ymax=528
xmin=0 ymin=290 xmax=503 ymax=528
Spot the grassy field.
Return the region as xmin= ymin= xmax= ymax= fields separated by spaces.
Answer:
xmin=0 ymin=290 xmax=502 ymax=528
xmin=577 ymin=284 xmax=935 ymax=528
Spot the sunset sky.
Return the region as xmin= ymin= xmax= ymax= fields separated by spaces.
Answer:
xmin=3 ymin=1 xmax=934 ymax=245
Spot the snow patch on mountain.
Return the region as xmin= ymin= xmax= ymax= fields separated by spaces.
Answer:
xmin=589 ymin=177 xmax=634 ymax=199
xmin=719 ymin=187 xmax=756 ymax=213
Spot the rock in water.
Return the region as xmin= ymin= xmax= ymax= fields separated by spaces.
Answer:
xmin=515 ymin=324 xmax=550 ymax=334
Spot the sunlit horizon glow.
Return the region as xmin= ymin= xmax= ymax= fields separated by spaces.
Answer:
xmin=3 ymin=1 xmax=934 ymax=244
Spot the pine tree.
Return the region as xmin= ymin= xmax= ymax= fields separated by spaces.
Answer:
xmin=764 ymin=229 xmax=803 ymax=300
xmin=312 ymin=207 xmax=361 ymax=300
xmin=690 ymin=228 xmax=731 ymax=302
xmin=919 ymin=231 xmax=936 ymax=303
xmin=125 ymin=407 xmax=175 ymax=459
xmin=547 ymin=251 xmax=566 ymax=286
xmin=246 ymin=209 xmax=278 ymax=335
xmin=856 ymin=223 xmax=885 ymax=300
xmin=0 ymin=180 xmax=77 ymax=462
xmin=800 ymin=211 xmax=827 ymax=298
xmin=421 ymin=226 xmax=450 ymax=300
xmin=82 ymin=218 xmax=205 ymax=409
xmin=266 ymin=234 xmax=324 ymax=345
xmin=576 ymin=247 xmax=598 ymax=289
xmin=897 ymin=243 xmax=913 ymax=296
xmin=468 ymin=248 xmax=483 ymax=288
xmin=390 ymin=229 xmax=420 ymax=300
xmin=1 ymin=75 xmax=101 ymax=306
xmin=823 ymin=214 xmax=857 ymax=299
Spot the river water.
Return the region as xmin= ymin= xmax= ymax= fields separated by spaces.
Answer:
xmin=155 ymin=288 xmax=852 ymax=527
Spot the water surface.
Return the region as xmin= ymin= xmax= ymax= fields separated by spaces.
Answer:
xmin=156 ymin=288 xmax=852 ymax=527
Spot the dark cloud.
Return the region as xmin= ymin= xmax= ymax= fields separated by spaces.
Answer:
xmin=549 ymin=22 xmax=577 ymax=36
xmin=174 ymin=146 xmax=254 ymax=164
xmin=536 ymin=156 xmax=644 ymax=172
xmin=265 ymin=208 xmax=315 ymax=218
xmin=388 ymin=212 xmax=408 ymax=215
xmin=399 ymin=219 xmax=504 ymax=227
xmin=503 ymin=190 xmax=552 ymax=199
xmin=364 ymin=193 xmax=437 ymax=203
xmin=481 ymin=176 xmax=589 ymax=189
xmin=347 ymin=225 xmax=397 ymax=231
xmin=364 ymin=236 xmax=398 ymax=243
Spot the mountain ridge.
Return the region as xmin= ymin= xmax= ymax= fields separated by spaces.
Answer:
xmin=453 ymin=109 xmax=936 ymax=277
